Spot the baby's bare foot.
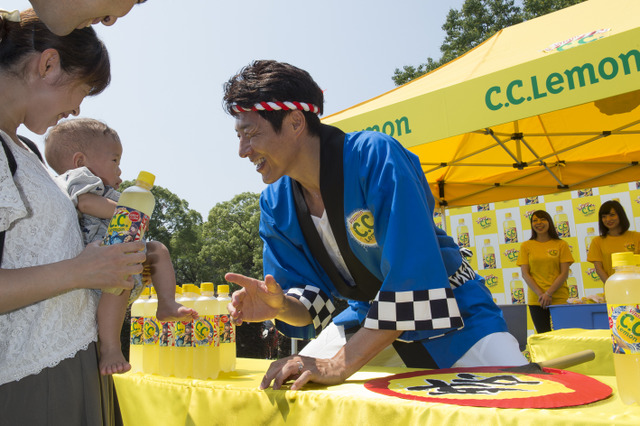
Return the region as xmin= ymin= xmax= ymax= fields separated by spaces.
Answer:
xmin=156 ymin=300 xmax=199 ymax=322
xmin=99 ymin=345 xmax=131 ymax=376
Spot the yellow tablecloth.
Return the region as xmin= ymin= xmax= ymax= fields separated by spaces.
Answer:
xmin=114 ymin=358 xmax=640 ymax=426
xmin=528 ymin=328 xmax=613 ymax=376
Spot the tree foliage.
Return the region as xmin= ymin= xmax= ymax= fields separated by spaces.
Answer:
xmin=199 ymin=192 xmax=263 ymax=290
xmin=392 ymin=0 xmax=587 ymax=86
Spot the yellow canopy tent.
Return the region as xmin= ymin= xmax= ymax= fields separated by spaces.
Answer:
xmin=323 ymin=0 xmax=640 ymax=209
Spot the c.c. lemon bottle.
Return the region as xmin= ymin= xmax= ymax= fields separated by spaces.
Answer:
xmin=217 ymin=285 xmax=236 ymax=372
xmin=143 ymin=288 xmax=160 ymax=375
xmin=605 ymin=252 xmax=640 ymax=405
xmin=193 ymin=283 xmax=219 ymax=380
xmin=129 ymin=287 xmax=148 ymax=373
xmin=102 ymin=171 xmax=155 ymax=295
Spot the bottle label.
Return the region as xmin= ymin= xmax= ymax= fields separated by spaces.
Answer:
xmin=103 ymin=206 xmax=150 ymax=245
xmin=511 ymin=287 xmax=525 ymax=304
xmin=130 ymin=316 xmax=144 ymax=345
xmin=214 ymin=315 xmax=221 ymax=347
xmin=607 ymin=304 xmax=640 ymax=354
xmin=457 ymin=231 xmax=470 ymax=248
xmin=160 ymin=321 xmax=175 ymax=347
xmin=219 ymin=314 xmax=235 ymax=344
xmin=483 ymin=252 xmax=496 ymax=269
xmin=143 ymin=317 xmax=160 ymax=345
xmin=174 ymin=320 xmax=194 ymax=348
xmin=504 ymin=225 xmax=518 ymax=243
xmin=194 ymin=316 xmax=216 ymax=347
xmin=556 ymin=220 xmax=570 ymax=238
xmin=568 ymin=284 xmax=578 ymax=299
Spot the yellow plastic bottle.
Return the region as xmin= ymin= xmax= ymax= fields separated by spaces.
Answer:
xmin=143 ymin=288 xmax=160 ymax=375
xmin=456 ymin=219 xmax=469 ymax=248
xmin=605 ymin=252 xmax=640 ymax=405
xmin=554 ymin=205 xmax=570 ymax=238
xmin=585 ymin=227 xmax=596 ymax=256
xmin=510 ymin=272 xmax=525 ymax=304
xmin=102 ymin=171 xmax=156 ymax=295
xmin=482 ymin=239 xmax=496 ymax=269
xmin=567 ymin=270 xmax=579 ymax=299
xmin=129 ymin=287 xmax=148 ymax=373
xmin=175 ymin=284 xmax=197 ymax=378
xmin=217 ymin=285 xmax=236 ymax=372
xmin=503 ymin=212 xmax=518 ymax=243
xmin=193 ymin=283 xmax=219 ymax=380
xmin=159 ymin=285 xmax=181 ymax=377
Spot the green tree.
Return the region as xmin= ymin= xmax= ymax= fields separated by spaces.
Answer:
xmin=392 ymin=0 xmax=586 ymax=86
xmin=199 ymin=192 xmax=263 ymax=289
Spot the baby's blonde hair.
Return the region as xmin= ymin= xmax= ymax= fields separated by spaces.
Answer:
xmin=44 ymin=118 xmax=120 ymax=174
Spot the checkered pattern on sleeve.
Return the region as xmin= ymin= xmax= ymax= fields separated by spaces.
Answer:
xmin=285 ymin=285 xmax=335 ymax=335
xmin=364 ymin=287 xmax=463 ymax=332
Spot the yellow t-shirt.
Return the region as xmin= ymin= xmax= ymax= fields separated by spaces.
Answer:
xmin=517 ymin=239 xmax=574 ymax=306
xmin=587 ymin=230 xmax=640 ymax=277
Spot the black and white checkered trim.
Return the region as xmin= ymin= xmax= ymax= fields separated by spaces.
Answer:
xmin=448 ymin=257 xmax=476 ymax=289
xmin=364 ymin=287 xmax=463 ymax=331
xmin=286 ymin=285 xmax=335 ymax=335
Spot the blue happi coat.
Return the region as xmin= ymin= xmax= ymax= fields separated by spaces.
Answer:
xmin=259 ymin=125 xmax=507 ymax=368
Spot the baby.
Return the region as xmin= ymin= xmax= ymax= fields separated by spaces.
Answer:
xmin=45 ymin=118 xmax=198 ymax=375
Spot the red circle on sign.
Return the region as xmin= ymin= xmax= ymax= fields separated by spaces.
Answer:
xmin=128 ymin=211 xmax=141 ymax=222
xmin=364 ymin=367 xmax=611 ymax=408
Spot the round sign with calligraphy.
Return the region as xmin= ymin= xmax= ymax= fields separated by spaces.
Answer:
xmin=365 ymin=367 xmax=612 ymax=408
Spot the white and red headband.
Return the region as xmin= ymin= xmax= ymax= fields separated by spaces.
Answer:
xmin=230 ymin=101 xmax=320 ymax=115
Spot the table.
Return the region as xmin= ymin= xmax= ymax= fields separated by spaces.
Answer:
xmin=114 ymin=358 xmax=640 ymax=425
xmin=527 ymin=328 xmax=613 ymax=376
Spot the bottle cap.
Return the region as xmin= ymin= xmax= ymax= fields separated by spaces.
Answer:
xmin=191 ymin=285 xmax=201 ymax=295
xmin=458 ymin=218 xmax=465 ymax=225
xmin=612 ymin=251 xmax=635 ymax=267
xmin=150 ymin=287 xmax=157 ymax=295
xmin=140 ymin=287 xmax=150 ymax=297
xmin=137 ymin=171 xmax=155 ymax=187
xmin=505 ymin=212 xmax=512 ymax=219
xmin=556 ymin=206 xmax=563 ymax=212
xmin=183 ymin=284 xmax=194 ymax=293
xmin=587 ymin=227 xmax=594 ymax=233
xmin=201 ymin=282 xmax=214 ymax=293
xmin=176 ymin=285 xmax=183 ymax=294
xmin=512 ymin=272 xmax=519 ymax=278
xmin=484 ymin=239 xmax=490 ymax=245
xmin=218 ymin=284 xmax=230 ymax=294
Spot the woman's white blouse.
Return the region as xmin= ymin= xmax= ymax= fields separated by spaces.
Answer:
xmin=0 ymin=132 xmax=98 ymax=385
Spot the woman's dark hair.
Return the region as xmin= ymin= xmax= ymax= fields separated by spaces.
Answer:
xmin=598 ymin=199 xmax=630 ymax=237
xmin=222 ymin=60 xmax=324 ymax=137
xmin=0 ymin=9 xmax=110 ymax=95
xmin=529 ymin=209 xmax=561 ymax=240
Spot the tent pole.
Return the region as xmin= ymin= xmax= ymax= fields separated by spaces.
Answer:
xmin=440 ymin=204 xmax=447 ymax=233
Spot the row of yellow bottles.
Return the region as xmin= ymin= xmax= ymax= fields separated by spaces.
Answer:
xmin=132 ymin=283 xmax=236 ymax=379
xmin=605 ymin=252 xmax=640 ymax=405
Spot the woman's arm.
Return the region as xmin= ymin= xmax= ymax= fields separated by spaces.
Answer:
xmin=76 ymin=192 xmax=117 ymax=219
xmin=593 ymin=261 xmax=609 ymax=283
xmin=260 ymin=326 xmax=403 ymax=390
xmin=541 ymin=262 xmax=572 ymax=308
xmin=520 ymin=264 xmax=545 ymax=300
xmin=0 ymin=241 xmax=145 ymax=313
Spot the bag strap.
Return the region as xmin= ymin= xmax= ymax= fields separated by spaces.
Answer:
xmin=0 ymin=134 xmax=44 ymax=263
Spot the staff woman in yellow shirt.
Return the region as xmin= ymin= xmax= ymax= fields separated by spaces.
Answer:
xmin=587 ymin=199 xmax=640 ymax=283
xmin=517 ymin=210 xmax=574 ymax=333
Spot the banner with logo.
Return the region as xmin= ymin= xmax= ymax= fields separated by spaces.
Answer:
xmin=445 ymin=181 xmax=639 ymax=306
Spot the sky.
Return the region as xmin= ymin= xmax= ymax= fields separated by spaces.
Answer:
xmin=6 ymin=0 xmax=465 ymax=217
